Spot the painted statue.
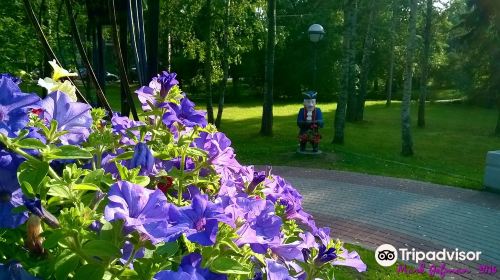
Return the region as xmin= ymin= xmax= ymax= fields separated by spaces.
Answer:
xmin=297 ymin=91 xmax=324 ymax=152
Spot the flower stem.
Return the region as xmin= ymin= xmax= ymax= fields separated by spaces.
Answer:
xmin=12 ymin=147 xmax=61 ymax=180
xmin=178 ymin=148 xmax=187 ymax=205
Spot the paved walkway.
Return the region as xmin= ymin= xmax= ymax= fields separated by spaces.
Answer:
xmin=264 ymin=166 xmax=500 ymax=280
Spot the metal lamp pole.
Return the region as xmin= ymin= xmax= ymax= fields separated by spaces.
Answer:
xmin=308 ymin=24 xmax=325 ymax=90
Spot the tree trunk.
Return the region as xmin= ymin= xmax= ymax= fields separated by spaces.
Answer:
xmin=260 ymin=0 xmax=275 ymax=136
xmin=345 ymin=0 xmax=358 ymax=123
xmin=401 ymin=0 xmax=417 ymax=156
xmin=205 ymin=0 xmax=214 ymax=124
xmin=418 ymin=0 xmax=433 ymax=128
xmin=386 ymin=0 xmax=399 ymax=107
xmin=334 ymin=0 xmax=357 ymax=144
xmin=215 ymin=0 xmax=231 ymax=128
xmin=356 ymin=0 xmax=377 ymax=121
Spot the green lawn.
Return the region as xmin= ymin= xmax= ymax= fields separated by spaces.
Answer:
xmin=336 ymin=244 xmax=436 ymax=279
xmin=100 ymin=84 xmax=498 ymax=190
xmin=216 ymin=100 xmax=499 ymax=190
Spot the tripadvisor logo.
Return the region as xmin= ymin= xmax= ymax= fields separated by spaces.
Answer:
xmin=375 ymin=244 xmax=398 ymax=267
xmin=375 ymin=244 xmax=482 ymax=267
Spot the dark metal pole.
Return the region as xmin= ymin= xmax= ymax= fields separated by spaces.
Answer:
xmin=312 ymin=43 xmax=318 ymax=90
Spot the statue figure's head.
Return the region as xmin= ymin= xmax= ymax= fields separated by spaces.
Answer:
xmin=303 ymin=91 xmax=317 ymax=111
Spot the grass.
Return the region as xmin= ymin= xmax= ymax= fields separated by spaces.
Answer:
xmin=216 ymin=100 xmax=499 ymax=190
xmin=335 ymin=244 xmax=436 ymax=279
xmin=65 ymin=83 xmax=498 ymax=190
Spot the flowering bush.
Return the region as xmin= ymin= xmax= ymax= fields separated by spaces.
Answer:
xmin=0 ymin=64 xmax=366 ymax=279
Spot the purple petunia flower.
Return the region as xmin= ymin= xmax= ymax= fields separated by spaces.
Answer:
xmin=152 ymin=71 xmax=179 ymax=98
xmin=162 ymin=98 xmax=207 ymax=129
xmin=270 ymin=232 xmax=316 ymax=261
xmin=120 ymin=241 xmax=145 ymax=267
xmin=111 ymin=113 xmax=146 ymax=145
xmin=167 ymin=194 xmax=227 ymax=246
xmin=265 ymin=259 xmax=296 ymax=280
xmin=332 ymin=248 xmax=367 ymax=272
xmin=154 ymin=253 xmax=226 ymax=280
xmin=235 ymin=199 xmax=282 ymax=253
xmin=161 ymin=156 xmax=196 ymax=172
xmin=0 ymin=261 xmax=39 ymax=280
xmin=136 ymin=71 xmax=179 ymax=111
xmin=0 ymin=149 xmax=28 ymax=228
xmin=104 ymin=181 xmax=170 ymax=244
xmin=129 ymin=142 xmax=155 ymax=175
xmin=40 ymin=91 xmax=92 ymax=145
xmin=135 ymin=85 xmax=156 ymax=111
xmin=0 ymin=76 xmax=40 ymax=137
xmin=193 ymin=132 xmax=242 ymax=186
xmin=263 ymin=175 xmax=317 ymax=232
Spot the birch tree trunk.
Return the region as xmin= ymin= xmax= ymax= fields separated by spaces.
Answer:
xmin=418 ymin=0 xmax=433 ymax=128
xmin=260 ymin=0 xmax=275 ymax=136
xmin=386 ymin=0 xmax=399 ymax=107
xmin=215 ymin=0 xmax=231 ymax=128
xmin=401 ymin=0 xmax=417 ymax=156
xmin=345 ymin=0 xmax=358 ymax=123
xmin=205 ymin=0 xmax=214 ymax=124
xmin=334 ymin=0 xmax=357 ymax=144
xmin=356 ymin=0 xmax=377 ymax=121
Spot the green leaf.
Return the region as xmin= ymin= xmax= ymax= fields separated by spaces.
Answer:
xmin=83 ymin=169 xmax=104 ymax=185
xmin=73 ymin=183 xmax=100 ymax=191
xmin=48 ymin=184 xmax=71 ymax=199
xmin=120 ymin=268 xmax=139 ymax=277
xmin=156 ymin=242 xmax=179 ymax=257
xmin=73 ymin=264 xmax=105 ymax=280
xmin=131 ymin=176 xmax=150 ymax=187
xmin=17 ymin=159 xmax=49 ymax=195
xmin=111 ymin=151 xmax=135 ymax=162
xmin=17 ymin=138 xmax=46 ymax=150
xmin=47 ymin=145 xmax=92 ymax=160
xmin=55 ymin=253 xmax=80 ymax=280
xmin=210 ymin=256 xmax=251 ymax=275
xmin=19 ymin=181 xmax=34 ymax=198
xmin=81 ymin=240 xmax=120 ymax=258
xmin=99 ymin=220 xmax=125 ymax=247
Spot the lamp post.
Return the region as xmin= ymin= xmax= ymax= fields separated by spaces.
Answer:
xmin=308 ymin=24 xmax=325 ymax=90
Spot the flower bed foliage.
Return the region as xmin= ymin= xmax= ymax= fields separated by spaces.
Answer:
xmin=0 ymin=63 xmax=366 ymax=279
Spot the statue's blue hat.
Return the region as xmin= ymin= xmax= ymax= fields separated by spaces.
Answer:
xmin=303 ymin=91 xmax=317 ymax=100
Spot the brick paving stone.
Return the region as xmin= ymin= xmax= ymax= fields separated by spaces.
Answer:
xmin=258 ymin=166 xmax=500 ymax=280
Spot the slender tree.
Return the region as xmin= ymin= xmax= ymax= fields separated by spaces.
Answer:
xmin=215 ymin=0 xmax=231 ymax=128
xmin=386 ymin=0 xmax=400 ymax=106
xmin=401 ymin=0 xmax=418 ymax=156
xmin=260 ymin=0 xmax=275 ymax=136
xmin=345 ymin=0 xmax=359 ymax=123
xmin=205 ymin=0 xmax=215 ymax=124
xmin=356 ymin=0 xmax=378 ymax=121
xmin=418 ymin=0 xmax=433 ymax=128
xmin=334 ymin=0 xmax=357 ymax=144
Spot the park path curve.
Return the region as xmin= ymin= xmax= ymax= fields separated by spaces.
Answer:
xmin=261 ymin=166 xmax=500 ymax=280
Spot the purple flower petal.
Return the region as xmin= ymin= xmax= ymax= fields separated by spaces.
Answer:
xmin=0 ymin=76 xmax=40 ymax=137
xmin=40 ymin=91 xmax=91 ymax=145
xmin=104 ymin=181 xmax=170 ymax=244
